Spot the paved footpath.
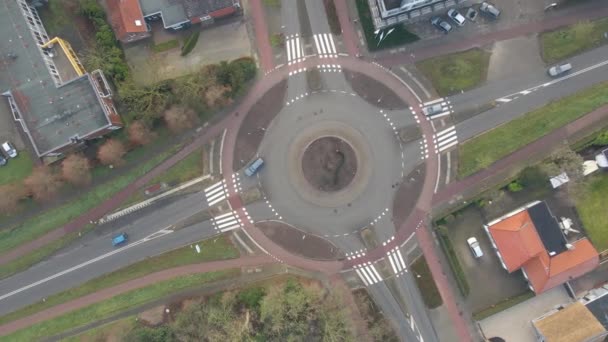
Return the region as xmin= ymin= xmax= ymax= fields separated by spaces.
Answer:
xmin=0 ymin=255 xmax=274 ymax=336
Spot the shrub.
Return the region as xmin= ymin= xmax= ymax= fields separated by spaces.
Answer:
xmin=593 ymin=130 xmax=608 ymax=146
xmin=181 ymin=31 xmax=201 ymax=56
xmin=507 ymin=181 xmax=524 ymax=192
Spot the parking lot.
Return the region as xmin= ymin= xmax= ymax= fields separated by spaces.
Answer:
xmin=445 ymin=204 xmax=529 ymax=312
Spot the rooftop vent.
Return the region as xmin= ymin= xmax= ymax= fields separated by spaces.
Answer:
xmin=135 ymin=20 xmax=142 ymax=26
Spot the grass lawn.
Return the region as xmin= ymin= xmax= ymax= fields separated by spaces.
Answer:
xmin=0 ymin=235 xmax=238 ymax=325
xmin=576 ymin=173 xmax=608 ymax=252
xmin=411 ymin=256 xmax=443 ymax=309
xmin=540 ymin=18 xmax=608 ymax=64
xmin=458 ymin=81 xmax=608 ymax=178
xmin=0 ymin=151 xmax=34 ymax=186
xmin=146 ymin=147 xmax=204 ymax=186
xmin=0 ymin=148 xmax=178 ymax=280
xmin=416 ymin=48 xmax=491 ymax=97
xmin=152 ymin=39 xmax=179 ymax=53
xmin=472 ymin=291 xmax=534 ymax=321
xmin=355 ymin=0 xmax=419 ymax=52
xmin=3 ymin=269 xmax=239 ymax=341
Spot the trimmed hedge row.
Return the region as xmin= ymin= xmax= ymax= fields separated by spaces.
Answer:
xmin=181 ymin=31 xmax=200 ymax=56
xmin=436 ymin=226 xmax=470 ymax=297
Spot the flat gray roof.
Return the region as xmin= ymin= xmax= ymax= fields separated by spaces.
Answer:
xmin=1 ymin=0 xmax=111 ymax=156
xmin=141 ymin=0 xmax=189 ymax=28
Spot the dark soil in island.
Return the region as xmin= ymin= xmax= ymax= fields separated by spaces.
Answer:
xmin=256 ymin=220 xmax=343 ymax=260
xmin=344 ymin=70 xmax=407 ymax=110
xmin=301 ymin=137 xmax=357 ymax=192
xmin=233 ymin=80 xmax=287 ymax=170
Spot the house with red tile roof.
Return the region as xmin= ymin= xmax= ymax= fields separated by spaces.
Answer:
xmin=484 ymin=201 xmax=599 ymax=294
xmin=106 ymin=0 xmax=241 ymax=43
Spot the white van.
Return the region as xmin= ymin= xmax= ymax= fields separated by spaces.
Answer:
xmin=548 ymin=63 xmax=572 ymax=77
xmin=2 ymin=141 xmax=17 ymax=158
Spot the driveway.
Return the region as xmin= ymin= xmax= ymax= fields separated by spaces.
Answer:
xmin=445 ymin=205 xmax=529 ymax=312
xmin=479 ymin=286 xmax=571 ymax=342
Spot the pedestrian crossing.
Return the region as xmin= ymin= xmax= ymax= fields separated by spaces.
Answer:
xmin=354 ymin=262 xmax=383 ymax=286
xmin=345 ymin=249 xmax=367 ymax=260
xmin=420 ymin=97 xmax=453 ymax=119
xmin=204 ymin=180 xmax=228 ymax=206
xmin=285 ymin=34 xmax=305 ymax=65
xmin=211 ymin=210 xmax=242 ymax=233
xmin=386 ymin=247 xmax=408 ymax=277
xmin=317 ymin=64 xmax=341 ymax=73
xmin=313 ymin=33 xmax=337 ymax=58
xmin=433 ymin=126 xmax=458 ymax=153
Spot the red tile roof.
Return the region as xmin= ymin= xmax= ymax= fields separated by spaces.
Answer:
xmin=107 ymin=0 xmax=147 ymax=40
xmin=488 ymin=208 xmax=599 ymax=294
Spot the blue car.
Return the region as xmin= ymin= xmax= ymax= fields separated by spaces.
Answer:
xmin=244 ymin=157 xmax=264 ymax=177
xmin=112 ymin=233 xmax=128 ymax=247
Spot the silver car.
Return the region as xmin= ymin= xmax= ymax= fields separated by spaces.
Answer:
xmin=1 ymin=141 xmax=17 ymax=158
xmin=467 ymin=237 xmax=484 ymax=258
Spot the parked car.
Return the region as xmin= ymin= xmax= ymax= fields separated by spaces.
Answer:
xmin=447 ymin=9 xmax=466 ymax=26
xmin=1 ymin=141 xmax=17 ymax=158
xmin=112 ymin=233 xmax=128 ymax=247
xmin=431 ymin=16 xmax=452 ymax=34
xmin=467 ymin=237 xmax=484 ymax=258
xmin=0 ymin=155 xmax=6 ymax=166
xmin=422 ymin=103 xmax=444 ymax=116
xmin=245 ymin=157 xmax=264 ymax=177
xmin=548 ymin=63 xmax=572 ymax=77
xmin=479 ymin=2 xmax=500 ymax=19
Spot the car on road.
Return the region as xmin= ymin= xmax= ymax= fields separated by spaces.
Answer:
xmin=548 ymin=63 xmax=572 ymax=77
xmin=112 ymin=233 xmax=129 ymax=247
xmin=1 ymin=141 xmax=17 ymax=158
xmin=245 ymin=157 xmax=264 ymax=177
xmin=447 ymin=9 xmax=466 ymax=26
xmin=422 ymin=103 xmax=444 ymax=116
xmin=479 ymin=2 xmax=500 ymax=19
xmin=467 ymin=237 xmax=484 ymax=258
xmin=431 ymin=16 xmax=452 ymax=34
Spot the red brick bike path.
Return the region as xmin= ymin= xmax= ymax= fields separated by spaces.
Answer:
xmin=0 ymin=255 xmax=274 ymax=336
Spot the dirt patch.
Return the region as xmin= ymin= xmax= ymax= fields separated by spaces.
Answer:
xmin=256 ymin=221 xmax=343 ymax=260
xmin=344 ymin=70 xmax=407 ymax=110
xmin=137 ymin=305 xmax=165 ymax=326
xmin=233 ymin=80 xmax=287 ymax=170
xmin=302 ymin=137 xmax=357 ymax=192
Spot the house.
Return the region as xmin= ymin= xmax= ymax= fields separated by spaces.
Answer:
xmin=532 ymin=302 xmax=606 ymax=342
xmin=107 ymin=0 xmax=241 ymax=43
xmin=368 ymin=0 xmax=469 ymax=30
xmin=1 ymin=0 xmax=122 ymax=159
xmin=483 ymin=201 xmax=599 ymax=294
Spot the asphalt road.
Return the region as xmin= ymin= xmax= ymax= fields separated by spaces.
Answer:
xmin=0 ymin=192 xmax=216 ymax=316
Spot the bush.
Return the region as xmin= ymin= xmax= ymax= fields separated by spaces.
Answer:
xmin=519 ymin=166 xmax=548 ymax=190
xmin=593 ymin=130 xmax=608 ymax=146
xmin=181 ymin=31 xmax=201 ymax=56
xmin=507 ymin=181 xmax=524 ymax=192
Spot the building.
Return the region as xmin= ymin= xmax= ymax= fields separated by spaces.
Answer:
xmin=483 ymin=201 xmax=599 ymax=294
xmin=1 ymin=0 xmax=122 ymax=158
xmin=532 ymin=302 xmax=606 ymax=342
xmin=107 ymin=0 xmax=241 ymax=43
xmin=368 ymin=0 xmax=469 ymax=30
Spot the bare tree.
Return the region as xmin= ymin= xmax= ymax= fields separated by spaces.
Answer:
xmin=0 ymin=183 xmax=27 ymax=214
xmin=61 ymin=153 xmax=92 ymax=186
xmin=24 ymin=166 xmax=64 ymax=201
xmin=97 ymin=139 xmax=127 ymax=166
xmin=163 ymin=105 xmax=199 ymax=133
xmin=127 ymin=121 xmax=156 ymax=146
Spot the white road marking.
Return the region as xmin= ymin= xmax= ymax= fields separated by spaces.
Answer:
xmin=422 ymin=98 xmax=444 ymax=106
xmin=212 ymin=211 xmax=242 ymax=232
xmin=205 ymin=180 xmax=228 ymax=206
xmin=0 ymin=228 xmax=173 ymax=302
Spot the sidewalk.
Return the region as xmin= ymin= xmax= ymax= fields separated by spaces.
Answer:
xmin=0 ymin=255 xmax=274 ymax=336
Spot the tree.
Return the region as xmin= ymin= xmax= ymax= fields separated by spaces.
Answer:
xmin=204 ymin=84 xmax=231 ymax=108
xmin=127 ymin=121 xmax=156 ymax=146
xmin=61 ymin=154 xmax=92 ymax=186
xmin=163 ymin=105 xmax=199 ymax=133
xmin=542 ymin=146 xmax=584 ymax=181
xmin=117 ymin=80 xmax=172 ymax=123
xmin=97 ymin=139 xmax=127 ymax=166
xmin=0 ymin=183 xmax=26 ymax=214
xmin=24 ymin=166 xmax=63 ymax=201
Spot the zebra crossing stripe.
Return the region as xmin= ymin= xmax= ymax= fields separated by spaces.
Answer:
xmin=422 ymin=98 xmax=444 ymax=106
xmin=388 ymin=252 xmax=400 ymax=274
xmin=395 ymin=250 xmax=406 ymax=270
xmin=435 ymin=126 xmax=455 ymax=137
xmin=355 ymin=268 xmax=370 ymax=286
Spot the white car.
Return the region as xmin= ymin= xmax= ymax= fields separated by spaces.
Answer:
xmin=447 ymin=9 xmax=466 ymax=26
xmin=467 ymin=237 xmax=483 ymax=258
xmin=1 ymin=141 xmax=17 ymax=158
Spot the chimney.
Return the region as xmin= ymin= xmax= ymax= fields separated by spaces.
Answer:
xmin=565 ymin=243 xmax=574 ymax=250
xmin=549 ymin=251 xmax=556 ymax=256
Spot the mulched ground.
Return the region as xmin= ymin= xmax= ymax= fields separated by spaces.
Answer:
xmin=392 ymin=164 xmax=426 ymax=229
xmin=233 ymin=80 xmax=287 ymax=170
xmin=256 ymin=221 xmax=343 ymax=260
xmin=301 ymin=137 xmax=357 ymax=192
xmin=344 ymin=70 xmax=407 ymax=110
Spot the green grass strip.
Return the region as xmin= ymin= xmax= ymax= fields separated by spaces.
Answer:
xmin=416 ymin=48 xmax=491 ymax=97
xmin=472 ymin=291 xmax=535 ymax=321
xmin=152 ymin=39 xmax=179 ymax=53
xmin=436 ymin=226 xmax=470 ymax=297
xmin=0 ymin=151 xmax=34 ymax=186
xmin=458 ymin=81 xmax=608 ymax=178
xmin=576 ymin=173 xmax=608 ymax=252
xmin=411 ymin=256 xmax=443 ymax=309
xmin=2 ymin=270 xmax=239 ymax=342
xmin=0 ymin=235 xmax=238 ymax=325
xmin=540 ymin=18 xmax=608 ymax=64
